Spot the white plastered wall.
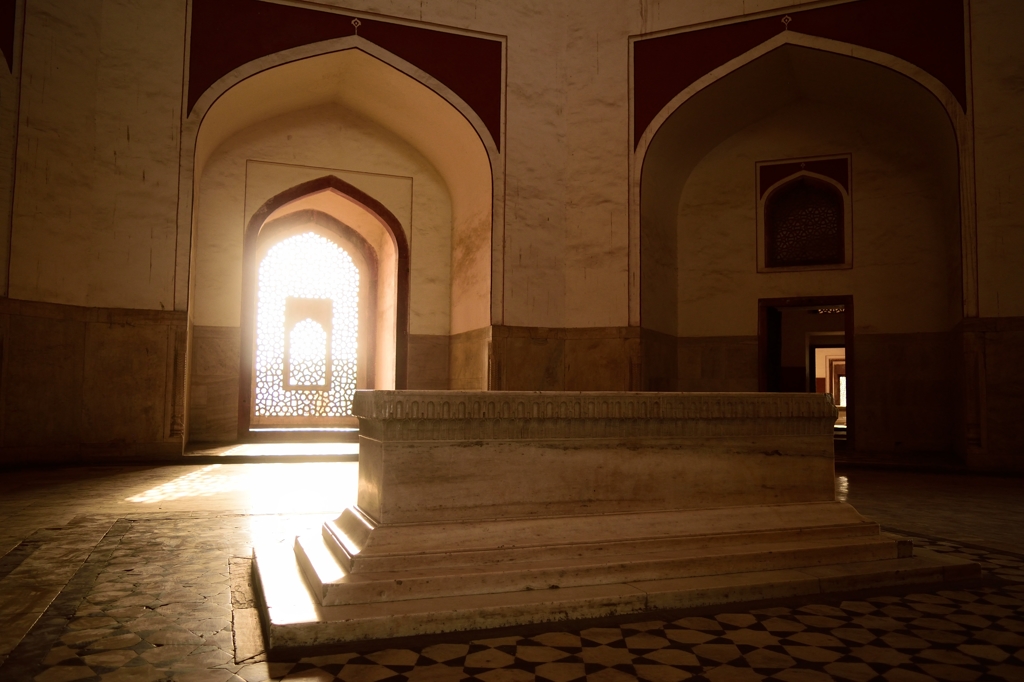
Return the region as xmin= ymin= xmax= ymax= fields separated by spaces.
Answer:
xmin=8 ymin=0 xmax=185 ymax=309
xmin=2 ymin=0 xmax=841 ymax=326
xmin=302 ymin=0 xmax=828 ymax=329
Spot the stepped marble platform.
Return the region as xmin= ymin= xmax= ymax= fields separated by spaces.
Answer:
xmin=253 ymin=391 xmax=979 ymax=656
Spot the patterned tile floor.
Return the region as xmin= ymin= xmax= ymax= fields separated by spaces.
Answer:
xmin=0 ymin=464 xmax=1021 ymax=681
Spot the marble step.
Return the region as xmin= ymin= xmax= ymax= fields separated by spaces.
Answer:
xmin=321 ymin=501 xmax=882 ymax=573
xmin=253 ymin=540 xmax=979 ymax=657
xmin=296 ymin=531 xmax=908 ymax=606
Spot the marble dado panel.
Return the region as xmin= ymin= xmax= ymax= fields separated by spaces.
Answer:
xmin=677 ymin=335 xmax=759 ymax=392
xmin=854 ymin=331 xmax=957 ymax=456
xmin=406 ymin=334 xmax=449 ymax=390
xmin=188 ymin=325 xmax=240 ymax=442
xmin=449 ymin=325 xmax=490 ymax=390
xmin=489 ymin=325 xmax=640 ymax=392
xmin=961 ymin=316 xmax=1024 ymax=471
xmin=0 ymin=298 xmax=186 ymax=464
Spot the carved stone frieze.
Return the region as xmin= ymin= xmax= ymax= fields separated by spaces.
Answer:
xmin=352 ymin=390 xmax=837 ymax=441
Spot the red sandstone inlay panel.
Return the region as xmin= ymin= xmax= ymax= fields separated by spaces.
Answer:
xmin=633 ymin=0 xmax=966 ymax=147
xmin=759 ymin=157 xmax=850 ymax=197
xmin=189 ymin=0 xmax=503 ymax=149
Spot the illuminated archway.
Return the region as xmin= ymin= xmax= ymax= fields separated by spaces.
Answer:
xmin=239 ymin=185 xmax=394 ymax=435
xmin=253 ymin=231 xmax=359 ymax=424
xmin=183 ymin=42 xmax=499 ymax=442
xmin=180 ymin=42 xmax=497 ymax=342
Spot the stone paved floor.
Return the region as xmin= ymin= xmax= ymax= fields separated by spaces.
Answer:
xmin=0 ymin=463 xmax=1021 ymax=681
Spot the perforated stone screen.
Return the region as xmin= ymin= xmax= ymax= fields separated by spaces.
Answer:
xmin=255 ymin=232 xmax=359 ymax=419
xmin=765 ymin=177 xmax=845 ymax=268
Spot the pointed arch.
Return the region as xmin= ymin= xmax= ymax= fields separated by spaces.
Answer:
xmin=182 ymin=31 xmax=502 ymax=441
xmin=758 ymin=170 xmax=851 ymax=271
xmin=629 ymin=30 xmax=978 ymax=326
xmin=237 ymin=176 xmax=409 ymax=437
xmin=176 ymin=36 xmax=502 ymax=327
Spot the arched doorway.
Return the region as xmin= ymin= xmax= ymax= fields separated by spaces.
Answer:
xmin=183 ymin=45 xmax=497 ymax=443
xmin=250 ymin=215 xmax=379 ymax=428
xmin=237 ymin=180 xmax=404 ymax=437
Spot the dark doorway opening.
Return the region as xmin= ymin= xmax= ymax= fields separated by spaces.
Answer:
xmin=759 ymin=296 xmax=854 ymax=451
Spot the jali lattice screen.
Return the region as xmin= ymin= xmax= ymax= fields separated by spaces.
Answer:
xmin=255 ymin=232 xmax=359 ymax=419
xmin=765 ymin=177 xmax=845 ymax=268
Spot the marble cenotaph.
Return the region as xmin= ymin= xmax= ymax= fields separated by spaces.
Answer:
xmin=254 ymin=391 xmax=977 ymax=655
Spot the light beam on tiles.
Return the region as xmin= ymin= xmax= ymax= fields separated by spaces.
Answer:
xmin=244 ymin=462 xmax=360 ymax=557
xmin=256 ymin=231 xmax=359 ymax=418
xmin=125 ymin=462 xmax=359 ymax=510
xmin=126 ymin=465 xmax=235 ymax=503
xmin=241 ymin=462 xmax=359 ymax=515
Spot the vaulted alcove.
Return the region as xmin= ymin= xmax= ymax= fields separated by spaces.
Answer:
xmin=638 ymin=43 xmax=962 ymax=456
xmin=184 ymin=46 xmax=495 ymax=442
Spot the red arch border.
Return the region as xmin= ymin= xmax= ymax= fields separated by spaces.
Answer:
xmin=633 ymin=0 xmax=966 ymax=147
xmin=188 ymin=0 xmax=503 ymax=149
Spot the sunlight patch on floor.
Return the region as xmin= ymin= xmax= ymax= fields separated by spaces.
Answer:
xmin=185 ymin=442 xmax=359 ymax=457
xmin=125 ymin=462 xmax=359 ymax=515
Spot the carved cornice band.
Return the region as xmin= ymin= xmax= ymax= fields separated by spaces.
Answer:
xmin=353 ymin=391 xmax=837 ymax=441
xmin=354 ymin=391 xmax=837 ymax=421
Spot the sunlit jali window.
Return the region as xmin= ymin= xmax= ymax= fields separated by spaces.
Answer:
xmin=255 ymin=231 xmax=359 ymax=419
xmin=289 ymin=319 xmax=329 ymax=387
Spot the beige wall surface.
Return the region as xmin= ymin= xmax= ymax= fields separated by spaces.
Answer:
xmin=6 ymin=0 xmax=1014 ymax=332
xmin=972 ymin=0 xmax=1024 ymax=318
xmin=8 ymin=0 xmax=185 ymax=310
xmin=674 ymin=94 xmax=960 ymax=338
xmin=194 ymin=103 xmax=452 ymax=335
xmin=0 ymin=0 xmax=1019 ymax=467
xmin=255 ymin=0 xmax=821 ymax=330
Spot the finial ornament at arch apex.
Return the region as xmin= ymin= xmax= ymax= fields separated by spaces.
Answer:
xmin=352 ymin=18 xmax=361 ymax=35
xmin=782 ymin=15 xmax=792 ymax=31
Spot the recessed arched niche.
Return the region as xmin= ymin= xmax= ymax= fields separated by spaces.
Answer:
xmin=639 ymin=43 xmax=960 ymax=343
xmin=245 ymin=202 xmax=385 ymax=430
xmin=638 ymin=43 xmax=961 ymax=454
xmin=184 ymin=46 xmax=494 ymax=442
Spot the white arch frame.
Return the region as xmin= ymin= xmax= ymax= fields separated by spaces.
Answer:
xmin=628 ymin=29 xmax=978 ymax=326
xmin=174 ymin=29 xmax=506 ymax=323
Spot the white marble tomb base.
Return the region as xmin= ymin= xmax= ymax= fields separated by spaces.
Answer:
xmin=253 ymin=391 xmax=978 ymax=655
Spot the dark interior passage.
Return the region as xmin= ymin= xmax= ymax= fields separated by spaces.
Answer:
xmin=760 ymin=298 xmax=852 ymax=444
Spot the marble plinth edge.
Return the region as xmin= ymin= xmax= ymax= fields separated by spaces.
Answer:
xmin=252 ymin=538 xmax=979 ymax=658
